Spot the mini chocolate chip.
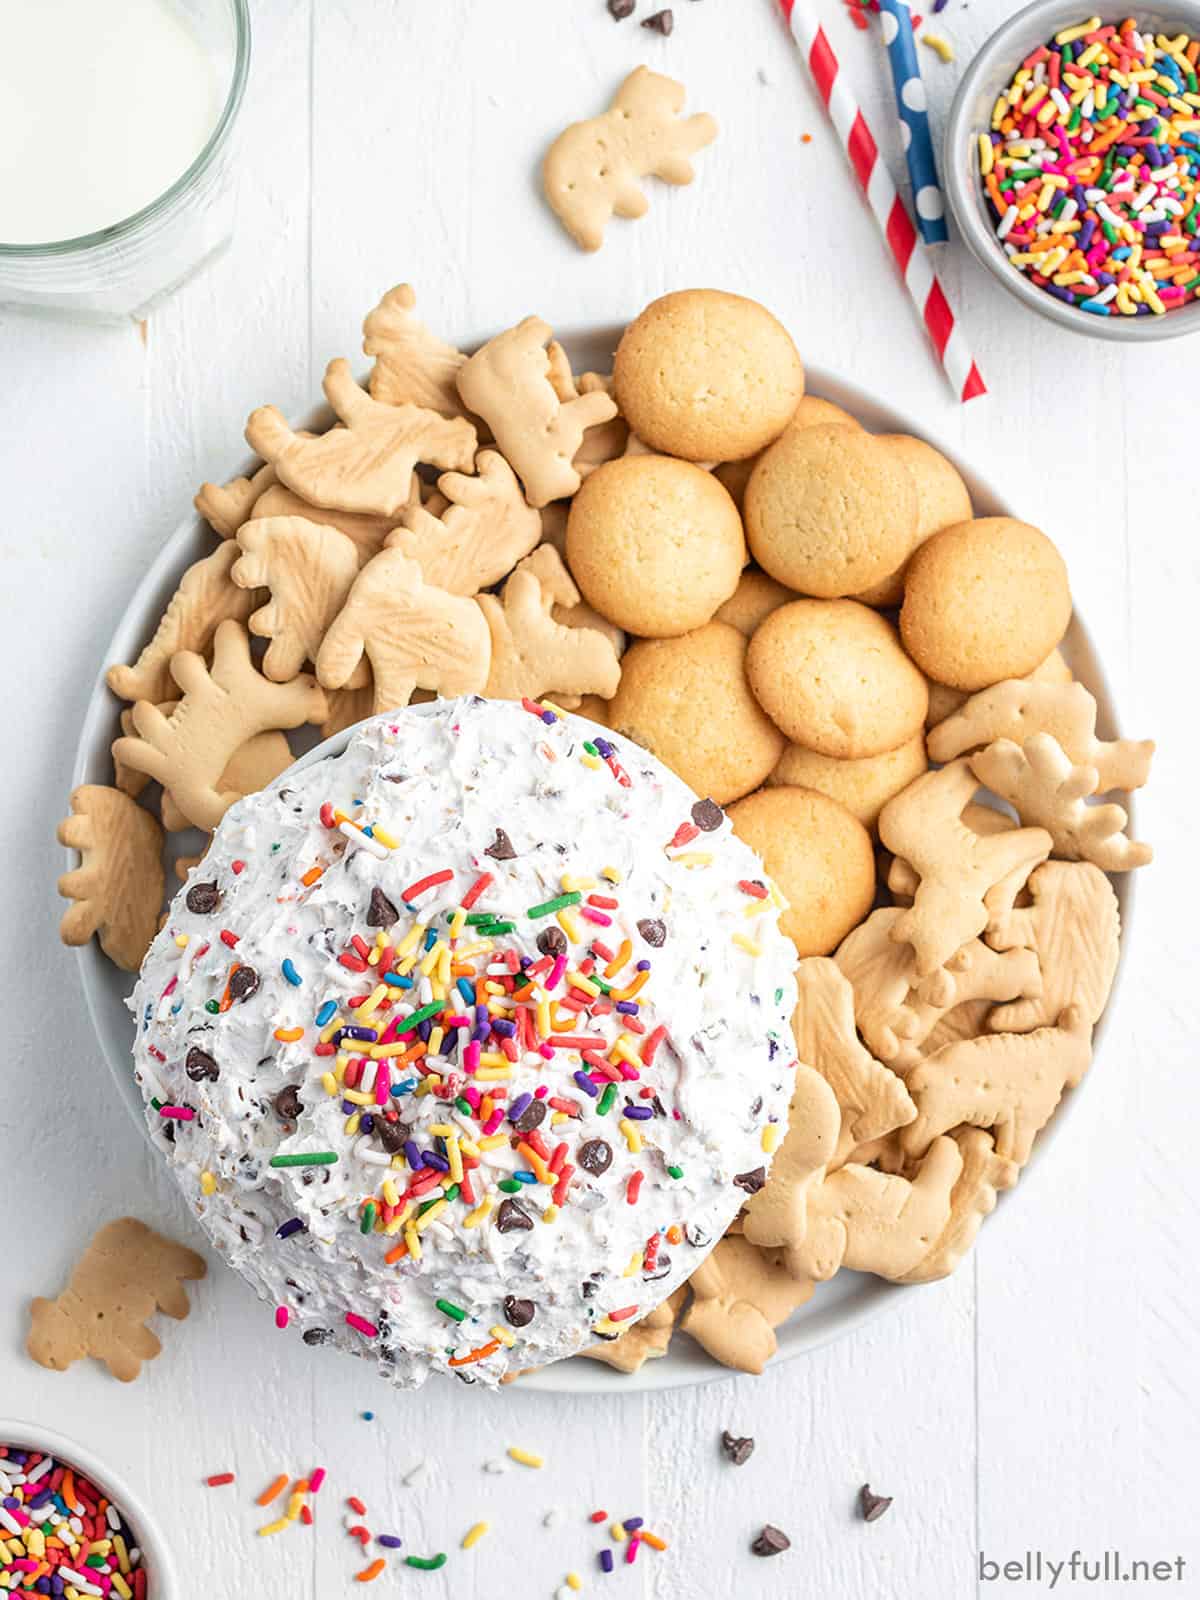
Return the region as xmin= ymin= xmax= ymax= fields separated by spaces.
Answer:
xmin=608 ymin=0 xmax=635 ymax=15
xmin=637 ymin=917 xmax=666 ymax=947
xmin=751 ymin=1525 xmax=790 ymax=1558
xmin=484 ymin=828 xmax=516 ymax=860
xmin=162 ymin=1121 xmax=176 ymax=1144
xmin=367 ymin=887 xmax=399 ymax=928
xmin=642 ymin=6 xmax=673 ymax=30
xmin=302 ymin=1327 xmax=331 ymax=1346
xmin=536 ymin=927 xmax=568 ymax=958
xmin=684 ymin=1222 xmax=712 ymax=1248
xmin=185 ymin=881 xmax=220 ymax=915
xmin=274 ymin=1085 xmax=304 ymax=1120
xmin=185 ymin=1046 xmax=219 ymax=1082
xmin=229 ymin=965 xmax=260 ymax=1003
xmin=721 ymin=1431 xmax=755 ymax=1466
xmin=733 ymin=1167 xmax=766 ymax=1195
xmin=376 ymin=1115 xmax=409 ymax=1154
xmin=691 ymin=797 xmax=724 ymax=831
xmin=495 ymin=1198 xmax=533 ymax=1233
xmin=512 ymin=1099 xmax=547 ymax=1134
xmin=503 ymin=1295 xmax=536 ymax=1327
xmin=859 ymin=1485 xmax=893 ymax=1523
xmin=577 ymin=1138 xmax=613 ymax=1176
xmin=581 ymin=1274 xmax=602 ymax=1299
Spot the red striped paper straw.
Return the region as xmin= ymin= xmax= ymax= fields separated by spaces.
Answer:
xmin=778 ymin=0 xmax=986 ymax=403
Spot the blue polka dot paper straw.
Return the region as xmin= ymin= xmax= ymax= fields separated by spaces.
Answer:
xmin=877 ymin=0 xmax=948 ymax=245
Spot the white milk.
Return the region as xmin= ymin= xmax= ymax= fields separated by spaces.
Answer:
xmin=0 ymin=0 xmax=221 ymax=245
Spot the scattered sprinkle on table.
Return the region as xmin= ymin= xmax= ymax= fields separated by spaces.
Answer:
xmin=255 ymin=1471 xmax=289 ymax=1506
xmin=222 ymin=1448 xmax=687 ymax=1591
xmin=406 ymin=1552 xmax=448 ymax=1571
xmin=979 ymin=17 xmax=1200 ymax=319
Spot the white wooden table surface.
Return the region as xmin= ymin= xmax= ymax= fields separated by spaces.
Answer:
xmin=3 ymin=1 xmax=1197 ymax=1595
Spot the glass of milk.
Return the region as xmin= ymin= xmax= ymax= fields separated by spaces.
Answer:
xmin=0 ymin=0 xmax=250 ymax=319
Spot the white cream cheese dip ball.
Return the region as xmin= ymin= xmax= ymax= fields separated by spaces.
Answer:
xmin=131 ymin=698 xmax=798 ymax=1388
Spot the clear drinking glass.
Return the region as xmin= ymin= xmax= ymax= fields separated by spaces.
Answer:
xmin=0 ymin=0 xmax=250 ymax=321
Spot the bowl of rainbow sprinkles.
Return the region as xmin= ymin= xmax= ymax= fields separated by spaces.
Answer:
xmin=946 ymin=2 xmax=1200 ymax=338
xmin=129 ymin=697 xmax=799 ymax=1389
xmin=0 ymin=1423 xmax=177 ymax=1596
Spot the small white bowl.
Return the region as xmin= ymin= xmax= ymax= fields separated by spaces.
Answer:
xmin=0 ymin=1420 xmax=177 ymax=1597
xmin=944 ymin=0 xmax=1200 ymax=341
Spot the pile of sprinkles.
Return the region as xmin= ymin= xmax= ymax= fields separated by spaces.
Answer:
xmin=139 ymin=697 xmax=796 ymax=1385
xmin=0 ymin=1446 xmax=145 ymax=1598
xmin=979 ymin=15 xmax=1200 ymax=317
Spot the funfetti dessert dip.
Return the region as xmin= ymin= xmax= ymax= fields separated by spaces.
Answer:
xmin=131 ymin=698 xmax=798 ymax=1388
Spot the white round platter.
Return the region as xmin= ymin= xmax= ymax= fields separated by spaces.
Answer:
xmin=68 ymin=325 xmax=1136 ymax=1392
